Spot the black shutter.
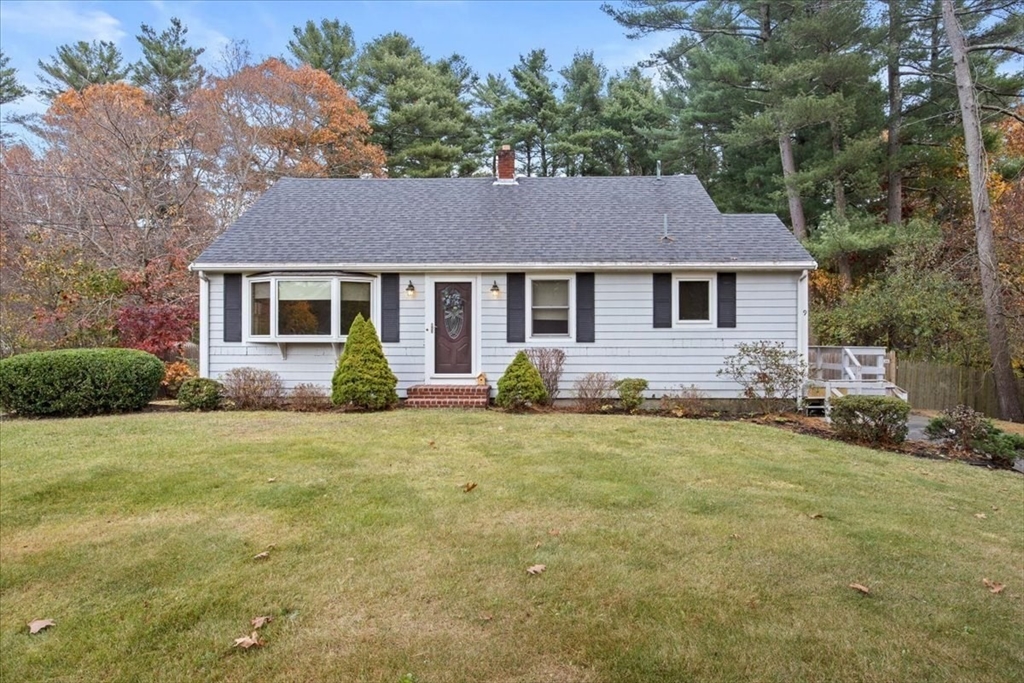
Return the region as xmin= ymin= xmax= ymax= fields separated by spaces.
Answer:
xmin=507 ymin=273 xmax=525 ymax=343
xmin=576 ymin=272 xmax=595 ymax=342
xmin=223 ymin=274 xmax=242 ymax=342
xmin=717 ymin=272 xmax=737 ymax=328
xmin=653 ymin=273 xmax=672 ymax=328
xmin=380 ymin=273 xmax=400 ymax=343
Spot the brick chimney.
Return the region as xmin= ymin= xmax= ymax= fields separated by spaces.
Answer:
xmin=495 ymin=145 xmax=516 ymax=183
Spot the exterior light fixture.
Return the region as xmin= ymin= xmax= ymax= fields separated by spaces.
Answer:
xmin=405 ymin=280 xmax=416 ymax=297
xmin=490 ymin=280 xmax=501 ymax=298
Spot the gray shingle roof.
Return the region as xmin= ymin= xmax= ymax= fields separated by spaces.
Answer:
xmin=193 ymin=175 xmax=815 ymax=268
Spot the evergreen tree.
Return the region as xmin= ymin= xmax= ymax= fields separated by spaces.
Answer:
xmin=331 ymin=314 xmax=398 ymax=410
xmin=287 ymin=18 xmax=357 ymax=88
xmin=354 ymin=32 xmax=480 ymax=177
xmin=506 ymin=50 xmax=560 ymax=176
xmin=602 ymin=67 xmax=669 ymax=176
xmin=556 ymin=51 xmax=617 ymax=176
xmin=37 ymin=40 xmax=129 ymax=100
xmin=0 ymin=51 xmax=29 ymax=105
xmin=132 ymin=17 xmax=206 ymax=116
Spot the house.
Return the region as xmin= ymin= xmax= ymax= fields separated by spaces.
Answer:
xmin=190 ymin=147 xmax=817 ymax=405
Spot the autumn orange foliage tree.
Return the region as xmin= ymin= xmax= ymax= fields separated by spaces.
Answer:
xmin=1 ymin=62 xmax=385 ymax=358
xmin=196 ymin=58 xmax=386 ymax=225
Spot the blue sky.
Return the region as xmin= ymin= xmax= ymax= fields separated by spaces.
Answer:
xmin=0 ymin=0 xmax=671 ymax=119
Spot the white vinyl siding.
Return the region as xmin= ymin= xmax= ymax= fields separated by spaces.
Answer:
xmin=205 ymin=270 xmax=801 ymax=400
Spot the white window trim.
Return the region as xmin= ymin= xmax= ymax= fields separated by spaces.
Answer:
xmin=526 ymin=274 xmax=575 ymax=341
xmin=242 ymin=274 xmax=377 ymax=343
xmin=673 ymin=273 xmax=716 ymax=328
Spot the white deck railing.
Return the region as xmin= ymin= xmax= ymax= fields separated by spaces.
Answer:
xmin=805 ymin=346 xmax=908 ymax=408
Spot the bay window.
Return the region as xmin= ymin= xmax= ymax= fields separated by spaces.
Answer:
xmin=246 ymin=275 xmax=373 ymax=341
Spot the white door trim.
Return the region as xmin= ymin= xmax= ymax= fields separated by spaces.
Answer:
xmin=424 ymin=274 xmax=482 ymax=383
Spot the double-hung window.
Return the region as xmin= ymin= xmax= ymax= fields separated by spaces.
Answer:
xmin=246 ymin=275 xmax=373 ymax=341
xmin=529 ymin=276 xmax=572 ymax=338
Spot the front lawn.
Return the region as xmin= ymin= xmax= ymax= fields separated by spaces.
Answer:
xmin=1 ymin=411 xmax=1021 ymax=682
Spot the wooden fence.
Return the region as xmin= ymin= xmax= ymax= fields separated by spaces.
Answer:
xmin=897 ymin=359 xmax=1024 ymax=418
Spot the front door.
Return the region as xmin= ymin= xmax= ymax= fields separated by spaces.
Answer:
xmin=435 ymin=282 xmax=472 ymax=374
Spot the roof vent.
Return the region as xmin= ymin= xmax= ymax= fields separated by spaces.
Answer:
xmin=660 ymin=213 xmax=674 ymax=242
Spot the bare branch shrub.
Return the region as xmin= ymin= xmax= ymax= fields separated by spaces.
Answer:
xmin=289 ymin=383 xmax=332 ymax=412
xmin=717 ymin=341 xmax=806 ymax=414
xmin=572 ymin=372 xmax=614 ymax=413
xmin=221 ymin=367 xmax=284 ymax=410
xmin=660 ymin=384 xmax=710 ymax=417
xmin=524 ymin=347 xmax=566 ymax=404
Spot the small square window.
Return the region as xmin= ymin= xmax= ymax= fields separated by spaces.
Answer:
xmin=678 ymin=280 xmax=710 ymax=322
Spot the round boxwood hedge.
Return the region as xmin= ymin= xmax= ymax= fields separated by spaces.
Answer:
xmin=0 ymin=348 xmax=164 ymax=417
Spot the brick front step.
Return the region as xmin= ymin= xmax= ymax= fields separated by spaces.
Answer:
xmin=405 ymin=384 xmax=491 ymax=408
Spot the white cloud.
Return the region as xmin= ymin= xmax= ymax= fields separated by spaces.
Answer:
xmin=0 ymin=1 xmax=126 ymax=43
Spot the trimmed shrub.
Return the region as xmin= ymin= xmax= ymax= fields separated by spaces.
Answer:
xmin=177 ymin=378 xmax=224 ymax=411
xmin=221 ymin=367 xmax=284 ymax=410
xmin=975 ymin=428 xmax=1024 ymax=469
xmin=573 ymin=372 xmax=614 ymax=413
xmin=496 ymin=351 xmax=548 ymax=410
xmin=830 ymin=395 xmax=910 ymax=445
xmin=0 ymin=348 xmax=163 ymax=417
xmin=289 ymin=383 xmax=332 ymax=412
xmin=332 ymin=314 xmax=398 ymax=410
xmin=614 ymin=377 xmax=649 ymax=413
xmin=524 ymin=347 xmax=565 ymax=404
xmin=161 ymin=361 xmax=197 ymax=399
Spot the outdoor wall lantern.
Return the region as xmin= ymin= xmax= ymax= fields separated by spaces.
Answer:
xmin=490 ymin=281 xmax=501 ymax=298
xmin=405 ymin=280 xmax=416 ymax=298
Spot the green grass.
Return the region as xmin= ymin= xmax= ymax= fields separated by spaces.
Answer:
xmin=1 ymin=411 xmax=1021 ymax=683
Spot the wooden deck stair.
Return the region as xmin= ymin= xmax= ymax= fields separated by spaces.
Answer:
xmin=405 ymin=384 xmax=491 ymax=409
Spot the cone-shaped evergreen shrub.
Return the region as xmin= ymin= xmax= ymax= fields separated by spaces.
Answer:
xmin=496 ymin=351 xmax=548 ymax=409
xmin=331 ymin=314 xmax=398 ymax=410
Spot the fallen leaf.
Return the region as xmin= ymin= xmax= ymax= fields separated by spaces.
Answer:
xmin=28 ymin=619 xmax=55 ymax=634
xmin=480 ymin=613 xmax=493 ymax=622
xmin=809 ymin=513 xmax=824 ymax=519
xmin=267 ymin=478 xmax=276 ymax=483
xmin=983 ymin=578 xmax=1005 ymax=594
xmin=253 ymin=551 xmax=270 ymax=561
xmin=975 ymin=513 xmax=987 ymax=519
xmin=526 ymin=564 xmax=546 ymax=576
xmin=534 ymin=541 xmax=542 ymax=549
xmin=729 ymin=533 xmax=741 ymax=539
xmin=251 ymin=615 xmax=273 ymax=629
xmin=463 ymin=482 xmax=477 ymax=493
xmin=548 ymin=529 xmax=560 ymax=536
xmin=849 ymin=583 xmax=871 ymax=595
xmin=992 ymin=506 xmax=999 ymax=511
xmin=428 ymin=440 xmax=436 ymax=449
xmin=233 ymin=631 xmax=263 ymax=649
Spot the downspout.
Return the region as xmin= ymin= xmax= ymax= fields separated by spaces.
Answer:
xmin=197 ymin=270 xmax=210 ymax=378
xmin=797 ymin=270 xmax=810 ymax=407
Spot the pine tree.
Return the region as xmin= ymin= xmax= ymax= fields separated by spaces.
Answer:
xmin=37 ymin=40 xmax=129 ymax=100
xmin=506 ymin=50 xmax=559 ymax=176
xmin=287 ymin=18 xmax=357 ymax=88
xmin=0 ymin=51 xmax=29 ymax=105
xmin=132 ymin=18 xmax=205 ymax=116
xmin=354 ymin=33 xmax=480 ymax=177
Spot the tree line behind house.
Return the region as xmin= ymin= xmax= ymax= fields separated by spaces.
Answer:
xmin=0 ymin=1 xmax=1021 ymax=418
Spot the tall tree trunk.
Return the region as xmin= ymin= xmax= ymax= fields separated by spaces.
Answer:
xmin=886 ymin=0 xmax=903 ymax=225
xmin=942 ymin=0 xmax=1024 ymax=423
xmin=778 ymin=131 xmax=807 ymax=239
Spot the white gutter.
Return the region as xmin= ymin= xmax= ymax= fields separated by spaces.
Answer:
xmin=189 ymin=260 xmax=818 ymax=273
xmin=798 ymin=268 xmax=810 ymax=376
xmin=197 ymin=270 xmax=210 ymax=378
